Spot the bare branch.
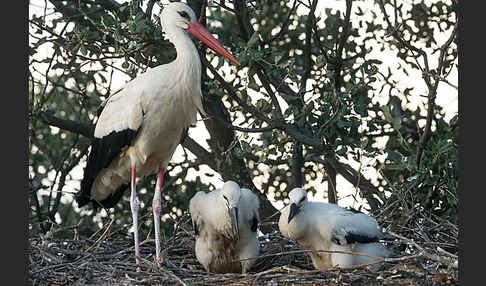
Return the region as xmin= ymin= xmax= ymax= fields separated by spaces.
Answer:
xmin=299 ymin=0 xmax=318 ymax=95
xmin=203 ymin=57 xmax=272 ymax=124
xmin=309 ymin=155 xmax=382 ymax=211
xmin=211 ymin=0 xmax=236 ymax=13
xmin=376 ymin=0 xmax=457 ymax=168
xmin=336 ymin=0 xmax=353 ymax=60
xmin=207 ymin=115 xmax=283 ymax=133
xmin=416 ymin=23 xmax=457 ymax=167
xmin=181 ymin=136 xmax=217 ymax=172
xmin=37 ymin=112 xmax=95 ymax=139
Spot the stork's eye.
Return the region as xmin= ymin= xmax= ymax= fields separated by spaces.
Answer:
xmin=178 ymin=10 xmax=191 ymax=21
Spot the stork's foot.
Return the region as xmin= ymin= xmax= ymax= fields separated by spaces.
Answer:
xmin=135 ymin=255 xmax=143 ymax=272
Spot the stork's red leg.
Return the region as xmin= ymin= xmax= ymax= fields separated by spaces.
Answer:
xmin=130 ymin=164 xmax=142 ymax=271
xmin=153 ymin=168 xmax=164 ymax=265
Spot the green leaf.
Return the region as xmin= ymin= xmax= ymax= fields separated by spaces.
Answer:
xmin=129 ymin=23 xmax=137 ymax=31
xmin=240 ymin=141 xmax=251 ymax=153
xmin=386 ymin=150 xmax=404 ymax=163
xmin=382 ymin=105 xmax=393 ymax=123
xmin=247 ymin=31 xmax=260 ymax=49
xmin=120 ymin=3 xmax=129 ymax=13
xmin=337 ymin=120 xmax=352 ymax=128
xmin=80 ymin=45 xmax=88 ymax=56
xmin=248 ymin=81 xmax=260 ymax=91
xmin=114 ymin=30 xmax=123 ymax=42
xmin=392 ymin=116 xmax=402 ymax=131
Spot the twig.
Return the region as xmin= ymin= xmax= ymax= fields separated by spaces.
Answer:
xmin=139 ymin=256 xmax=189 ymax=286
xmin=83 ymin=217 xmax=116 ymax=254
xmin=388 ymin=231 xmax=458 ymax=268
xmin=237 ymin=248 xmax=384 ymax=263
xmin=437 ymin=247 xmax=458 ymax=259
xmin=205 ymin=114 xmax=283 ymax=133
xmin=204 ymin=57 xmax=271 ymax=124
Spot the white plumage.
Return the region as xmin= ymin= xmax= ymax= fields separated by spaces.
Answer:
xmin=278 ymin=188 xmax=390 ymax=271
xmin=189 ymin=181 xmax=260 ymax=273
xmin=78 ymin=2 xmax=239 ymax=269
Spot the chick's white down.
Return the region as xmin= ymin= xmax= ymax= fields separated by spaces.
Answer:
xmin=278 ymin=188 xmax=390 ymax=271
xmin=189 ymin=181 xmax=260 ymax=273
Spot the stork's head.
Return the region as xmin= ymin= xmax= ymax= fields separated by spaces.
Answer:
xmin=160 ymin=2 xmax=240 ymax=65
xmin=221 ymin=180 xmax=241 ymax=237
xmin=160 ymin=2 xmax=197 ymax=31
xmin=287 ymin=188 xmax=308 ymax=223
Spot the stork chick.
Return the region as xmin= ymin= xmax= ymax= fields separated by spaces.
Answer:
xmin=278 ymin=188 xmax=390 ymax=271
xmin=189 ymin=181 xmax=260 ymax=273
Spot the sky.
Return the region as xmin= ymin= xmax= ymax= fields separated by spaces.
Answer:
xmin=29 ymin=0 xmax=458 ymax=218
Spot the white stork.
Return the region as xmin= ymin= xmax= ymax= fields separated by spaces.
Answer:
xmin=189 ymin=181 xmax=260 ymax=273
xmin=76 ymin=2 xmax=239 ymax=269
xmin=278 ymin=188 xmax=390 ymax=271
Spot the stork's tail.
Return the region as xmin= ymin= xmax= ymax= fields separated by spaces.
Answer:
xmin=76 ymin=182 xmax=128 ymax=210
xmin=76 ymin=128 xmax=137 ymax=211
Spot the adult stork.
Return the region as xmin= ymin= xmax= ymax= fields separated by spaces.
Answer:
xmin=76 ymin=2 xmax=239 ymax=269
xmin=278 ymin=188 xmax=391 ymax=271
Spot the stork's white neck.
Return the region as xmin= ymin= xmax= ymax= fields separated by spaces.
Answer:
xmin=153 ymin=25 xmax=204 ymax=125
xmin=165 ymin=28 xmax=202 ymax=85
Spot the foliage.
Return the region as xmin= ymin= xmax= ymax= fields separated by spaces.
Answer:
xmin=28 ymin=0 xmax=458 ymax=238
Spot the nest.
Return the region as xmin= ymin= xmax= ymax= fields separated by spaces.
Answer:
xmin=29 ymin=212 xmax=458 ymax=285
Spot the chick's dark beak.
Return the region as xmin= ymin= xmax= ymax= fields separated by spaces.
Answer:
xmin=230 ymin=207 xmax=239 ymax=236
xmin=288 ymin=203 xmax=300 ymax=223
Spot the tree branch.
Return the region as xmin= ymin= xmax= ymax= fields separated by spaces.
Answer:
xmin=377 ymin=0 xmax=457 ymax=168
xmin=334 ymin=0 xmax=353 ymax=90
xmin=416 ymin=23 xmax=457 ymax=167
xmin=262 ymin=0 xmax=298 ymax=45
xmin=290 ymin=143 xmax=303 ymax=189
xmin=204 ymin=57 xmax=272 ymax=124
xmin=233 ymin=0 xmax=254 ymax=41
xmin=256 ymin=69 xmax=284 ymax=120
xmin=145 ymin=0 xmax=157 ymax=18
xmin=337 ymin=0 xmax=353 ymax=60
xmin=233 ymin=0 xmax=285 ymax=120
xmin=376 ymin=0 xmax=431 ymax=82
xmin=37 ymin=112 xmax=95 ymax=139
xmin=323 ymin=159 xmax=338 ymax=204
xmin=309 ymin=155 xmax=382 ymax=211
xmin=299 ymin=0 xmax=318 ymax=95
xmin=29 ymin=179 xmax=50 ymax=234
xmin=181 ymin=136 xmax=218 ymax=171
xmin=208 ymin=114 xmax=283 ymax=133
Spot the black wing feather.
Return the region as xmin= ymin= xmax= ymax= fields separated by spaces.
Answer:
xmin=193 ymin=220 xmax=200 ymax=236
xmin=76 ymin=128 xmax=138 ymax=210
xmin=179 ymin=127 xmax=189 ymax=144
xmin=250 ymin=216 xmax=258 ymax=232
xmin=342 ymin=232 xmax=379 ymax=245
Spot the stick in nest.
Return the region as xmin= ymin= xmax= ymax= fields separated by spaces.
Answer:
xmin=387 ymin=231 xmax=458 ymax=269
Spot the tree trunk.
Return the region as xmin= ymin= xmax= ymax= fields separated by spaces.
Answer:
xmin=324 ymin=162 xmax=338 ymax=204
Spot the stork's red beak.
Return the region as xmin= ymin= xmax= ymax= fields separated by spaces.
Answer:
xmin=187 ymin=21 xmax=240 ymax=66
